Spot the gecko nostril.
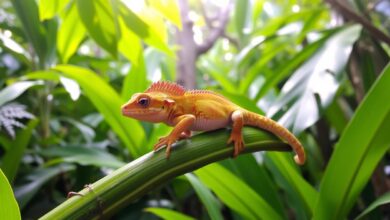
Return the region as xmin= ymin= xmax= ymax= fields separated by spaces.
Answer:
xmin=121 ymin=104 xmax=129 ymax=110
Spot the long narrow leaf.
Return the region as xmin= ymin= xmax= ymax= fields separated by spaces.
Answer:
xmin=266 ymin=153 xmax=317 ymax=218
xmin=313 ymin=64 xmax=390 ymax=220
xmin=10 ymin=0 xmax=47 ymax=64
xmin=146 ymin=208 xmax=195 ymax=220
xmin=1 ymin=119 xmax=38 ymax=183
xmin=38 ymin=0 xmax=69 ymax=21
xmin=57 ymin=1 xmax=86 ymax=63
xmin=15 ymin=165 xmax=75 ymax=209
xmin=0 ymin=81 xmax=43 ymax=106
xmin=0 ymin=169 xmax=21 ymax=220
xmin=148 ymin=0 xmax=182 ymax=29
xmin=268 ymin=25 xmax=362 ymax=134
xmin=356 ymin=192 xmax=390 ymax=220
xmin=220 ymin=154 xmax=286 ymax=217
xmin=52 ymin=65 xmax=145 ymax=157
xmin=185 ymin=173 xmax=223 ymax=220
xmin=76 ymin=0 xmax=118 ymax=56
xmin=195 ymin=163 xmax=282 ymax=220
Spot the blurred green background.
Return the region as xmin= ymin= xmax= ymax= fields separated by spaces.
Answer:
xmin=0 ymin=0 xmax=389 ymax=219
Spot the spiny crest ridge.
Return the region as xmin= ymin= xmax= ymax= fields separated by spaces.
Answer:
xmin=145 ymin=81 xmax=186 ymax=96
xmin=187 ymin=89 xmax=225 ymax=98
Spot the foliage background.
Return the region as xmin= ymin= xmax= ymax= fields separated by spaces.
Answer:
xmin=0 ymin=0 xmax=389 ymax=219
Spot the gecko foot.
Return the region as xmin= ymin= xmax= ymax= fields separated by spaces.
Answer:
xmin=227 ymin=133 xmax=245 ymax=158
xmin=154 ymin=136 xmax=176 ymax=159
xmin=67 ymin=184 xmax=94 ymax=199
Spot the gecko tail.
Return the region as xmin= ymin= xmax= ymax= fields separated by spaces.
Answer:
xmin=242 ymin=111 xmax=306 ymax=165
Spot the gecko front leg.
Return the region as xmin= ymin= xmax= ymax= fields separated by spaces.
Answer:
xmin=154 ymin=114 xmax=195 ymax=158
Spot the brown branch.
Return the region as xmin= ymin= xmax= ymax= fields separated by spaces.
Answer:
xmin=199 ymin=0 xmax=213 ymax=29
xmin=325 ymin=0 xmax=390 ymax=46
xmin=196 ymin=0 xmax=233 ymax=55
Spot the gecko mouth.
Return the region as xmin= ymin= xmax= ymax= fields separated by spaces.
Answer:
xmin=121 ymin=108 xmax=162 ymax=116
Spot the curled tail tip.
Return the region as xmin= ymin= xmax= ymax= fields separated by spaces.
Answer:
xmin=294 ymin=154 xmax=305 ymax=165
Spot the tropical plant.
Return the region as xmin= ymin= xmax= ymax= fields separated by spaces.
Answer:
xmin=0 ymin=0 xmax=389 ymax=219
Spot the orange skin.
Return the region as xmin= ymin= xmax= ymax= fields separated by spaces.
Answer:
xmin=121 ymin=81 xmax=306 ymax=165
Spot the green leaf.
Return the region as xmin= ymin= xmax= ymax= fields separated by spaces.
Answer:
xmin=147 ymin=0 xmax=182 ymax=29
xmin=146 ymin=208 xmax=195 ymax=220
xmin=57 ymin=1 xmax=86 ymax=63
xmin=254 ymin=34 xmax=329 ymax=101
xmin=185 ymin=173 xmax=223 ymax=220
xmin=118 ymin=14 xmax=143 ymax=66
xmin=15 ymin=165 xmax=75 ymax=209
xmin=268 ymin=25 xmax=362 ymax=134
xmin=324 ymin=98 xmax=349 ymax=133
xmin=0 ymin=169 xmax=21 ymax=220
xmin=59 ymin=117 xmax=94 ymax=142
xmin=195 ymin=163 xmax=282 ymax=220
xmin=313 ymin=64 xmax=390 ymax=220
xmin=221 ymin=154 xmax=286 ymax=217
xmin=0 ymin=31 xmax=30 ymax=65
xmin=11 ymin=0 xmax=47 ymax=65
xmin=356 ymin=192 xmax=390 ymax=220
xmin=1 ymin=119 xmax=38 ymax=183
xmin=119 ymin=3 xmax=173 ymax=56
xmin=239 ymin=37 xmax=291 ymax=94
xmin=120 ymin=44 xmax=147 ymax=100
xmin=198 ymin=59 xmax=236 ymax=93
xmin=41 ymin=146 xmax=125 ymax=169
xmin=52 ymin=65 xmax=145 ymax=157
xmin=0 ymin=81 xmax=43 ymax=107
xmin=76 ymin=0 xmax=118 ymax=56
xmin=22 ymin=70 xmax=61 ymax=81
xmin=253 ymin=8 xmax=325 ymax=38
xmin=38 ymin=0 xmax=70 ymax=21
xmin=234 ymin=0 xmax=251 ymax=38
xmin=266 ymin=153 xmax=317 ymax=217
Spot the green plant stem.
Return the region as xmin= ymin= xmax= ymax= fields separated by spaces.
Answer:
xmin=40 ymin=127 xmax=292 ymax=220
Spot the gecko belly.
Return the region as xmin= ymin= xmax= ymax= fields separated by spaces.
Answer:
xmin=190 ymin=118 xmax=230 ymax=131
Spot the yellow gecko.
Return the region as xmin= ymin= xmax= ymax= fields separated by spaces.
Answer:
xmin=121 ymin=81 xmax=305 ymax=165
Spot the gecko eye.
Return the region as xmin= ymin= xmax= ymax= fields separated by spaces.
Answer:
xmin=137 ymin=97 xmax=150 ymax=107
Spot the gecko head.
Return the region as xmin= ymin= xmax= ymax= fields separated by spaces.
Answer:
xmin=121 ymin=93 xmax=174 ymax=123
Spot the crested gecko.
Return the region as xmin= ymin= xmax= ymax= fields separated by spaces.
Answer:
xmin=121 ymin=81 xmax=305 ymax=165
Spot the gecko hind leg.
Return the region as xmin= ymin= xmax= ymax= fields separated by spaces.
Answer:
xmin=227 ymin=110 xmax=245 ymax=157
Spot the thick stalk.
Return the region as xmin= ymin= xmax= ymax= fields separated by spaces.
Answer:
xmin=40 ymin=127 xmax=292 ymax=219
